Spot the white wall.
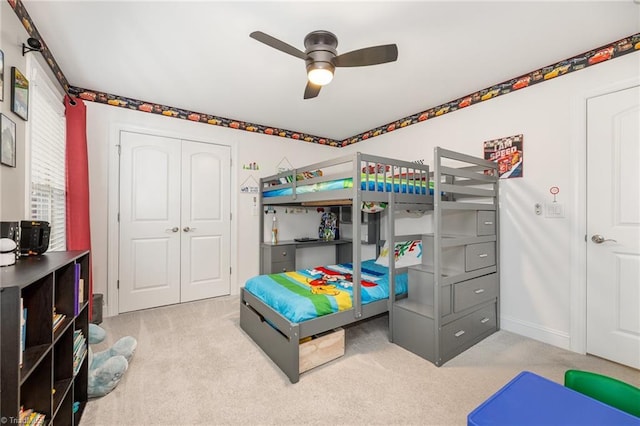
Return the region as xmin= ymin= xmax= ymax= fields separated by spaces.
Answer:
xmin=82 ymin=52 xmax=640 ymax=349
xmin=0 ymin=0 xmax=28 ymax=221
xmin=342 ymin=52 xmax=640 ymax=351
xmin=85 ymin=102 xmax=337 ymax=315
xmin=1 ymin=1 xmax=67 ymax=222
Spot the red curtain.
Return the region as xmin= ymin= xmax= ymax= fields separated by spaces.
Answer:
xmin=65 ymin=95 xmax=93 ymax=320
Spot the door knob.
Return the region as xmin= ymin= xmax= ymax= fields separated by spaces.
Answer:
xmin=183 ymin=226 xmax=196 ymax=232
xmin=591 ymin=234 xmax=617 ymax=244
xmin=166 ymin=227 xmax=179 ymax=233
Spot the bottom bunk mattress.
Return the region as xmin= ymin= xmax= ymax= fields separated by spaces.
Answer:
xmin=243 ymin=259 xmax=407 ymax=323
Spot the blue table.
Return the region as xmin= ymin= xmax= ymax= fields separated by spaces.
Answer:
xmin=468 ymin=371 xmax=640 ymax=425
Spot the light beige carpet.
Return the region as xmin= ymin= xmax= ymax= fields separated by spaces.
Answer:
xmin=82 ymin=295 xmax=639 ymax=426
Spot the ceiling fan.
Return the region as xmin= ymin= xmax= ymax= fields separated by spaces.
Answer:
xmin=250 ymin=30 xmax=398 ymax=99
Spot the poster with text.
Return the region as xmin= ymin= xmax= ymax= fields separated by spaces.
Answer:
xmin=484 ymin=134 xmax=523 ymax=178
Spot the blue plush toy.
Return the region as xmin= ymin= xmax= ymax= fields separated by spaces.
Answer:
xmin=88 ymin=323 xmax=137 ymax=398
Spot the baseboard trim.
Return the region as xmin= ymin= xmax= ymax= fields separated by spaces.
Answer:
xmin=501 ymin=315 xmax=571 ymax=351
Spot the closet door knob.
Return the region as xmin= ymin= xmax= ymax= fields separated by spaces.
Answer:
xmin=166 ymin=227 xmax=179 ymax=233
xmin=183 ymin=227 xmax=197 ymax=232
xmin=591 ymin=234 xmax=616 ymax=244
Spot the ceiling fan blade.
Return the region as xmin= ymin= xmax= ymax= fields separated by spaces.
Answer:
xmin=334 ymin=44 xmax=398 ymax=67
xmin=304 ymin=82 xmax=321 ymax=99
xmin=250 ymin=31 xmax=307 ymax=60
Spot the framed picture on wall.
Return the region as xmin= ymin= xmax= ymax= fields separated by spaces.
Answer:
xmin=483 ymin=134 xmax=524 ymax=179
xmin=0 ymin=50 xmax=4 ymax=101
xmin=1 ymin=114 xmax=17 ymax=167
xmin=11 ymin=67 xmax=29 ymax=121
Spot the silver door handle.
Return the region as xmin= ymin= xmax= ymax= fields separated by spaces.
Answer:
xmin=591 ymin=234 xmax=617 ymax=244
xmin=183 ymin=226 xmax=196 ymax=232
xmin=166 ymin=227 xmax=179 ymax=233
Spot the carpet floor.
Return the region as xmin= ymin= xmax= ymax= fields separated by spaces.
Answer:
xmin=82 ymin=295 xmax=639 ymax=426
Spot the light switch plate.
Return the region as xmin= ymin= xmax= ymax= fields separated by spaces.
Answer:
xmin=545 ymin=202 xmax=565 ymax=218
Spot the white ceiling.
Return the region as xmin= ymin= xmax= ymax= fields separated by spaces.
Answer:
xmin=22 ymin=0 xmax=640 ymax=141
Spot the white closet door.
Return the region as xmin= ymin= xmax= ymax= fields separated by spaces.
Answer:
xmin=586 ymin=85 xmax=640 ymax=369
xmin=119 ymin=131 xmax=182 ymax=313
xmin=180 ymin=141 xmax=231 ymax=302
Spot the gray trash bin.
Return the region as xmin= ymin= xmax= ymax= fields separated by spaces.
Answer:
xmin=92 ymin=293 xmax=103 ymax=324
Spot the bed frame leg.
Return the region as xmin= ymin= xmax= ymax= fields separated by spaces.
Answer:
xmin=239 ymin=294 xmax=301 ymax=383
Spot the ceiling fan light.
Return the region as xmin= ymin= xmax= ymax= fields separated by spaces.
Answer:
xmin=307 ymin=67 xmax=333 ymax=86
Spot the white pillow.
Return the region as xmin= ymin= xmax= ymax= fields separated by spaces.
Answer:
xmin=361 ymin=201 xmax=387 ymax=213
xmin=375 ymin=240 xmax=422 ymax=267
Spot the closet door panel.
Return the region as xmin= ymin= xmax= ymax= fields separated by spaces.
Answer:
xmin=119 ymin=131 xmax=181 ymax=313
xmin=180 ymin=141 xmax=231 ymax=302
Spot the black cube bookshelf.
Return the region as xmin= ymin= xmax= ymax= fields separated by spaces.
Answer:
xmin=1 ymin=251 xmax=90 ymax=425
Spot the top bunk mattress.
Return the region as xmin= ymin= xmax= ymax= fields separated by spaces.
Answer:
xmin=263 ymin=175 xmax=433 ymax=198
xmin=243 ymin=259 xmax=408 ymax=323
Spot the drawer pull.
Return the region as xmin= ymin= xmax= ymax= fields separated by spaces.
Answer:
xmin=480 ymin=317 xmax=490 ymax=324
xmin=281 ymin=251 xmax=287 ymax=256
xmin=474 ymin=288 xmax=485 ymax=294
xmin=478 ymin=253 xmax=488 ymax=258
xmin=454 ymin=330 xmax=465 ymax=338
xmin=484 ymin=221 xmax=493 ymax=225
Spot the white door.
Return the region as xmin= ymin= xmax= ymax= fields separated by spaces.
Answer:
xmin=119 ymin=132 xmax=231 ymax=312
xmin=119 ymin=131 xmax=182 ymax=312
xmin=180 ymin=141 xmax=231 ymax=302
xmin=586 ymin=85 xmax=640 ymax=369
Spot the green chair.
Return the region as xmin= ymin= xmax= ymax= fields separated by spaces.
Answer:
xmin=564 ymin=369 xmax=640 ymax=418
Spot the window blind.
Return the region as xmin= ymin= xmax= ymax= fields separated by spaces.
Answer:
xmin=29 ymin=65 xmax=66 ymax=251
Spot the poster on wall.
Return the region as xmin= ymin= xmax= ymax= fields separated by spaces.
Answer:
xmin=483 ymin=134 xmax=523 ymax=178
xmin=1 ymin=114 xmax=17 ymax=167
xmin=11 ymin=67 xmax=29 ymax=121
xmin=0 ymin=50 xmax=4 ymax=101
xmin=239 ymin=175 xmax=259 ymax=194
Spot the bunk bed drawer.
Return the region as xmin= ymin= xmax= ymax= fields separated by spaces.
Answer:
xmin=299 ymin=328 xmax=345 ymax=373
xmin=270 ymin=261 xmax=295 ymax=274
xmin=268 ymin=246 xmax=295 ymax=261
xmin=453 ymin=273 xmax=498 ymax=312
xmin=440 ymin=303 xmax=497 ymax=354
xmin=477 ymin=211 xmax=496 ymax=236
xmin=465 ymin=242 xmax=496 ymax=271
xmin=261 ymin=245 xmax=296 ymax=274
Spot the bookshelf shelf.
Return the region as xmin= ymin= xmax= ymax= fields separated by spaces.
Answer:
xmin=54 ymin=317 xmax=74 ymax=342
xmin=1 ymin=250 xmax=90 ymax=426
xmin=19 ymin=344 xmax=50 ymax=384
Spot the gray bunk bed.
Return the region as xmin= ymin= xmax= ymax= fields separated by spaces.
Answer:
xmin=239 ymin=152 xmax=432 ymax=383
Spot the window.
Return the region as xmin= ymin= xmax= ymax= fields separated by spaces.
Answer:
xmin=28 ymin=61 xmax=66 ymax=251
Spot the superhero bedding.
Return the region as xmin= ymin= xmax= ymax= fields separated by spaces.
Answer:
xmin=243 ymin=259 xmax=409 ymax=323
